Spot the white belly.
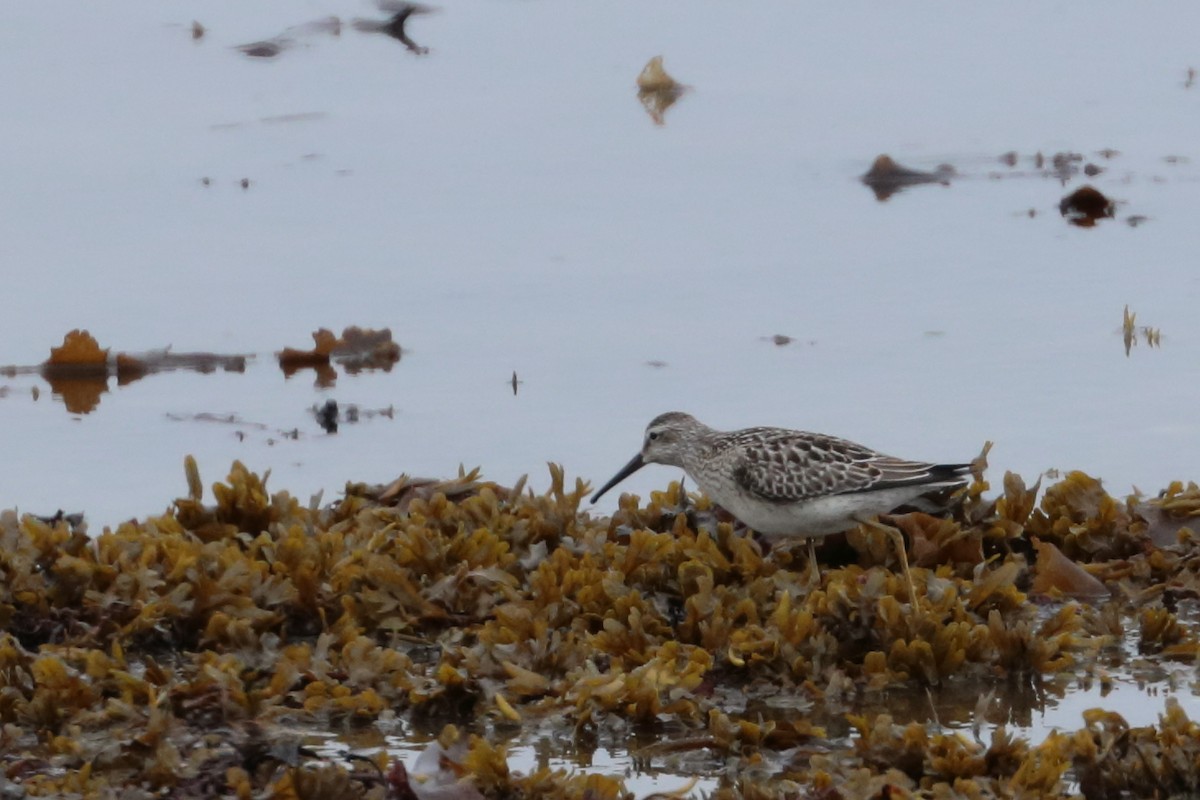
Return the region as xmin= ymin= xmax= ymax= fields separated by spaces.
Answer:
xmin=704 ymin=483 xmax=944 ymax=538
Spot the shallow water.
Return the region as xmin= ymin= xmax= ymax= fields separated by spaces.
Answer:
xmin=2 ymin=0 xmax=1199 ymax=789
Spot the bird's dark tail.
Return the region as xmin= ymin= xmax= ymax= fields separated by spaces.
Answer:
xmin=928 ymin=463 xmax=974 ymax=483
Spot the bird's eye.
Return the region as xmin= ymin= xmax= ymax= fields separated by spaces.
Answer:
xmin=648 ymin=432 xmax=659 ymax=441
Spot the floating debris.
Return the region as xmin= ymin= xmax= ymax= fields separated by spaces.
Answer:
xmin=309 ymin=400 xmax=394 ymax=433
xmin=315 ymin=399 xmax=339 ymax=433
xmin=0 ymin=330 xmax=251 ymax=413
xmin=191 ymin=20 xmax=205 ymax=40
xmin=1122 ymin=305 xmax=1162 ymax=356
xmin=236 ymin=38 xmax=289 ymax=58
xmin=636 ymin=56 xmax=688 ymax=126
xmin=510 ymin=370 xmax=522 ymax=396
xmin=860 ymin=155 xmax=955 ymax=201
xmin=239 ymin=177 xmax=251 ymax=189
xmin=1059 ymin=185 xmax=1114 ymax=227
xmin=277 ymin=326 xmax=402 ymax=384
xmin=1185 ymin=67 xmax=1196 ymax=89
xmin=352 ymin=1 xmax=435 ymax=55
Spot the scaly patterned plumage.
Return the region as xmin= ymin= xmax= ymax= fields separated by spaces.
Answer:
xmin=592 ymin=411 xmax=971 ymax=538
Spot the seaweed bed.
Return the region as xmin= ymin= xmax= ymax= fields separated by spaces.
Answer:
xmin=2 ymin=458 xmax=1199 ymax=799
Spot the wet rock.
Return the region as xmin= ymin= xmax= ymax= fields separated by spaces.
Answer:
xmin=1058 ymin=185 xmax=1114 ymax=227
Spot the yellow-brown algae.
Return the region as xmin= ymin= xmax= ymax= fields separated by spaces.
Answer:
xmin=0 ymin=460 xmax=1199 ymax=796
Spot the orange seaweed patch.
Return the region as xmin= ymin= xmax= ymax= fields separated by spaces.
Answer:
xmin=277 ymin=326 xmax=402 ymax=382
xmin=277 ymin=328 xmax=339 ymax=368
xmin=47 ymin=329 xmax=108 ymax=368
xmin=5 ymin=329 xmax=251 ymax=413
xmin=1030 ymin=538 xmax=1109 ymax=600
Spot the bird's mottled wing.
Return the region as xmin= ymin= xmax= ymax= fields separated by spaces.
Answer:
xmin=724 ymin=428 xmax=941 ymax=503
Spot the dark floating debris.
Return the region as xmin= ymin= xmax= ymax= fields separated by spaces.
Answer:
xmin=1083 ymin=163 xmax=1103 ymax=176
xmin=636 ymin=56 xmax=688 ymax=126
xmin=191 ymin=20 xmax=205 ymax=40
xmin=315 ymin=399 xmax=339 ymax=433
xmin=239 ymin=177 xmax=251 ymax=189
xmin=860 ymin=155 xmax=955 ymax=201
xmin=237 ymin=39 xmax=288 ymax=59
xmin=1185 ymin=67 xmax=1196 ymax=89
xmin=1059 ymin=185 xmax=1115 ymax=227
xmin=1126 ymin=214 xmax=1149 ymax=228
xmin=757 ymin=334 xmax=814 ymax=347
xmin=510 ymin=370 xmax=522 ymax=396
xmin=310 ymin=400 xmax=394 ymax=434
xmin=352 ymin=1 xmax=435 ymax=55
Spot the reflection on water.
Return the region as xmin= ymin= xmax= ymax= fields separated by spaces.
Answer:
xmin=302 ymin=644 xmax=1193 ymax=796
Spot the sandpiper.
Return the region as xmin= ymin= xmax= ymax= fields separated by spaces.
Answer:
xmin=591 ymin=412 xmax=973 ymax=599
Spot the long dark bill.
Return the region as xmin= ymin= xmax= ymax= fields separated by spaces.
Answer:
xmin=590 ymin=453 xmax=646 ymax=503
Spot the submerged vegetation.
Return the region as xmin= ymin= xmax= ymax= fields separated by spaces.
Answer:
xmin=1 ymin=459 xmax=1199 ymax=798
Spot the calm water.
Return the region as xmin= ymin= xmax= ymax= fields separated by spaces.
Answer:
xmin=2 ymin=0 xmax=1198 ymax=784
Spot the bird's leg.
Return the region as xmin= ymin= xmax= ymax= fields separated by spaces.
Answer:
xmin=855 ymin=515 xmax=918 ymax=608
xmin=806 ymin=537 xmax=820 ymax=589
